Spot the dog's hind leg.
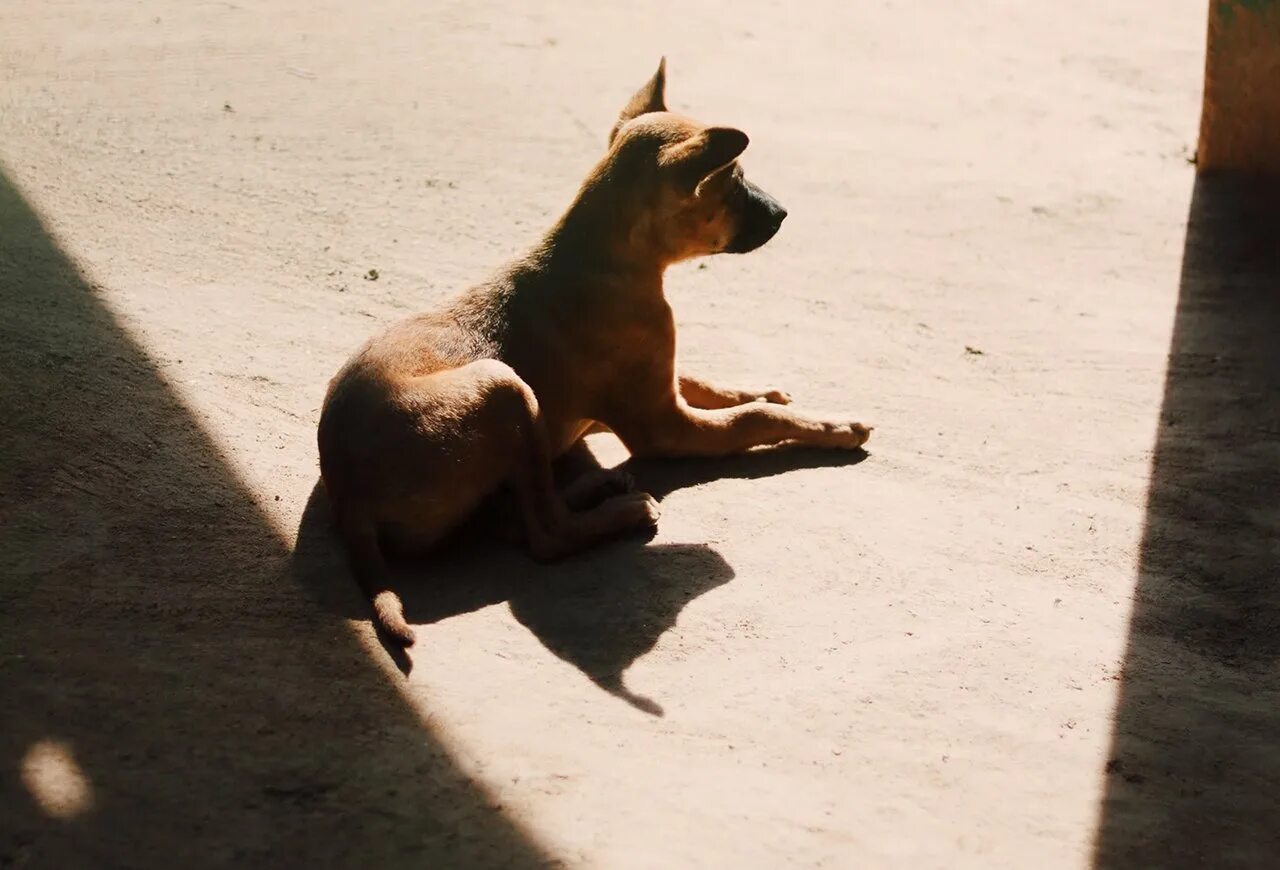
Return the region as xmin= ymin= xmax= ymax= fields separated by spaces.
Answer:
xmin=481 ymin=468 xmax=638 ymax=544
xmin=327 ymin=359 xmax=658 ymax=644
xmin=479 ymin=363 xmax=659 ymax=559
xmin=552 ymin=438 xmax=636 ymax=511
xmin=561 ymin=467 xmax=636 ymax=511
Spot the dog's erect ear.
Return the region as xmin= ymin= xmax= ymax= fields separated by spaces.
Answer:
xmin=659 ymin=126 xmax=750 ymax=194
xmin=608 ymin=57 xmax=667 ymax=145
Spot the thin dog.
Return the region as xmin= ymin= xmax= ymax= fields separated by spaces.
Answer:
xmin=318 ymin=59 xmax=872 ymax=644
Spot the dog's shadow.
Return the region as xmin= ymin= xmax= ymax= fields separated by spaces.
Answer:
xmin=293 ymin=444 xmax=867 ymax=715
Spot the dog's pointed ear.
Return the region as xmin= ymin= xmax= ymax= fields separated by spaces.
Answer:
xmin=659 ymin=126 xmax=749 ymax=193
xmin=608 ymin=57 xmax=667 ymax=145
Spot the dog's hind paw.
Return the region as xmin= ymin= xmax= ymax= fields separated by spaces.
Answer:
xmin=563 ymin=467 xmax=636 ymax=510
xmin=611 ymin=491 xmax=661 ymax=530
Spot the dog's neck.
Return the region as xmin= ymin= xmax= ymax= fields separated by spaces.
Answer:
xmin=533 ymin=171 xmax=676 ymax=288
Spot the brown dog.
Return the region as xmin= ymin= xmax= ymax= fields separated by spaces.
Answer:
xmin=318 ymin=59 xmax=872 ymax=644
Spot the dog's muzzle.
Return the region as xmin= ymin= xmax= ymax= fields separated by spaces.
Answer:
xmin=724 ymin=180 xmax=788 ymax=254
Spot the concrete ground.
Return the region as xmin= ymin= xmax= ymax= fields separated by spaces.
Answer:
xmin=4 ymin=1 xmax=1278 ymax=867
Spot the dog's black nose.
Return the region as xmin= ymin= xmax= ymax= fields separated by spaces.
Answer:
xmin=723 ymin=182 xmax=788 ymax=254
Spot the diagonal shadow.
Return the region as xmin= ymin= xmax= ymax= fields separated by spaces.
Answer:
xmin=294 ymin=428 xmax=866 ymax=716
xmin=1093 ymin=176 xmax=1280 ymax=867
xmin=0 ymin=167 xmax=557 ymax=867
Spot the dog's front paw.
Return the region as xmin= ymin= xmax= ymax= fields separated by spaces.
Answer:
xmin=825 ymin=422 xmax=873 ymax=449
xmin=760 ymin=389 xmax=792 ymax=405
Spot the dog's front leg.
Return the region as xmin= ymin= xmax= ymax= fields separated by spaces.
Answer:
xmin=616 ymin=401 xmax=871 ymax=458
xmin=678 ymin=374 xmax=791 ymax=409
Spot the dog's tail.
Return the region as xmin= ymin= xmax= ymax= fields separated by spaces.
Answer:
xmin=339 ymin=508 xmax=416 ymax=646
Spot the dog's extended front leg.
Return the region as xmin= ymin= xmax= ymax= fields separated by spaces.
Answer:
xmin=678 ymin=374 xmax=791 ymax=409
xmin=618 ymin=401 xmax=871 ymax=458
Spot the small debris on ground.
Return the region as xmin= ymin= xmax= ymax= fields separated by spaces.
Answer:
xmin=364 ymin=268 xmax=379 ymax=281
xmin=965 ymin=345 xmax=984 ymax=355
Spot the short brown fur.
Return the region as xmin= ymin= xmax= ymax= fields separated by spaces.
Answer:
xmin=318 ymin=59 xmax=872 ymax=644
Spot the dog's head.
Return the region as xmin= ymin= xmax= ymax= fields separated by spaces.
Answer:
xmin=602 ymin=58 xmax=787 ymax=263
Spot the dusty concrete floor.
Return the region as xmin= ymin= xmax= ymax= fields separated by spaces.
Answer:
xmin=4 ymin=1 xmax=1278 ymax=867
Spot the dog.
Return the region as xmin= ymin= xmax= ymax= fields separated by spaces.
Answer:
xmin=317 ymin=59 xmax=872 ymax=645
